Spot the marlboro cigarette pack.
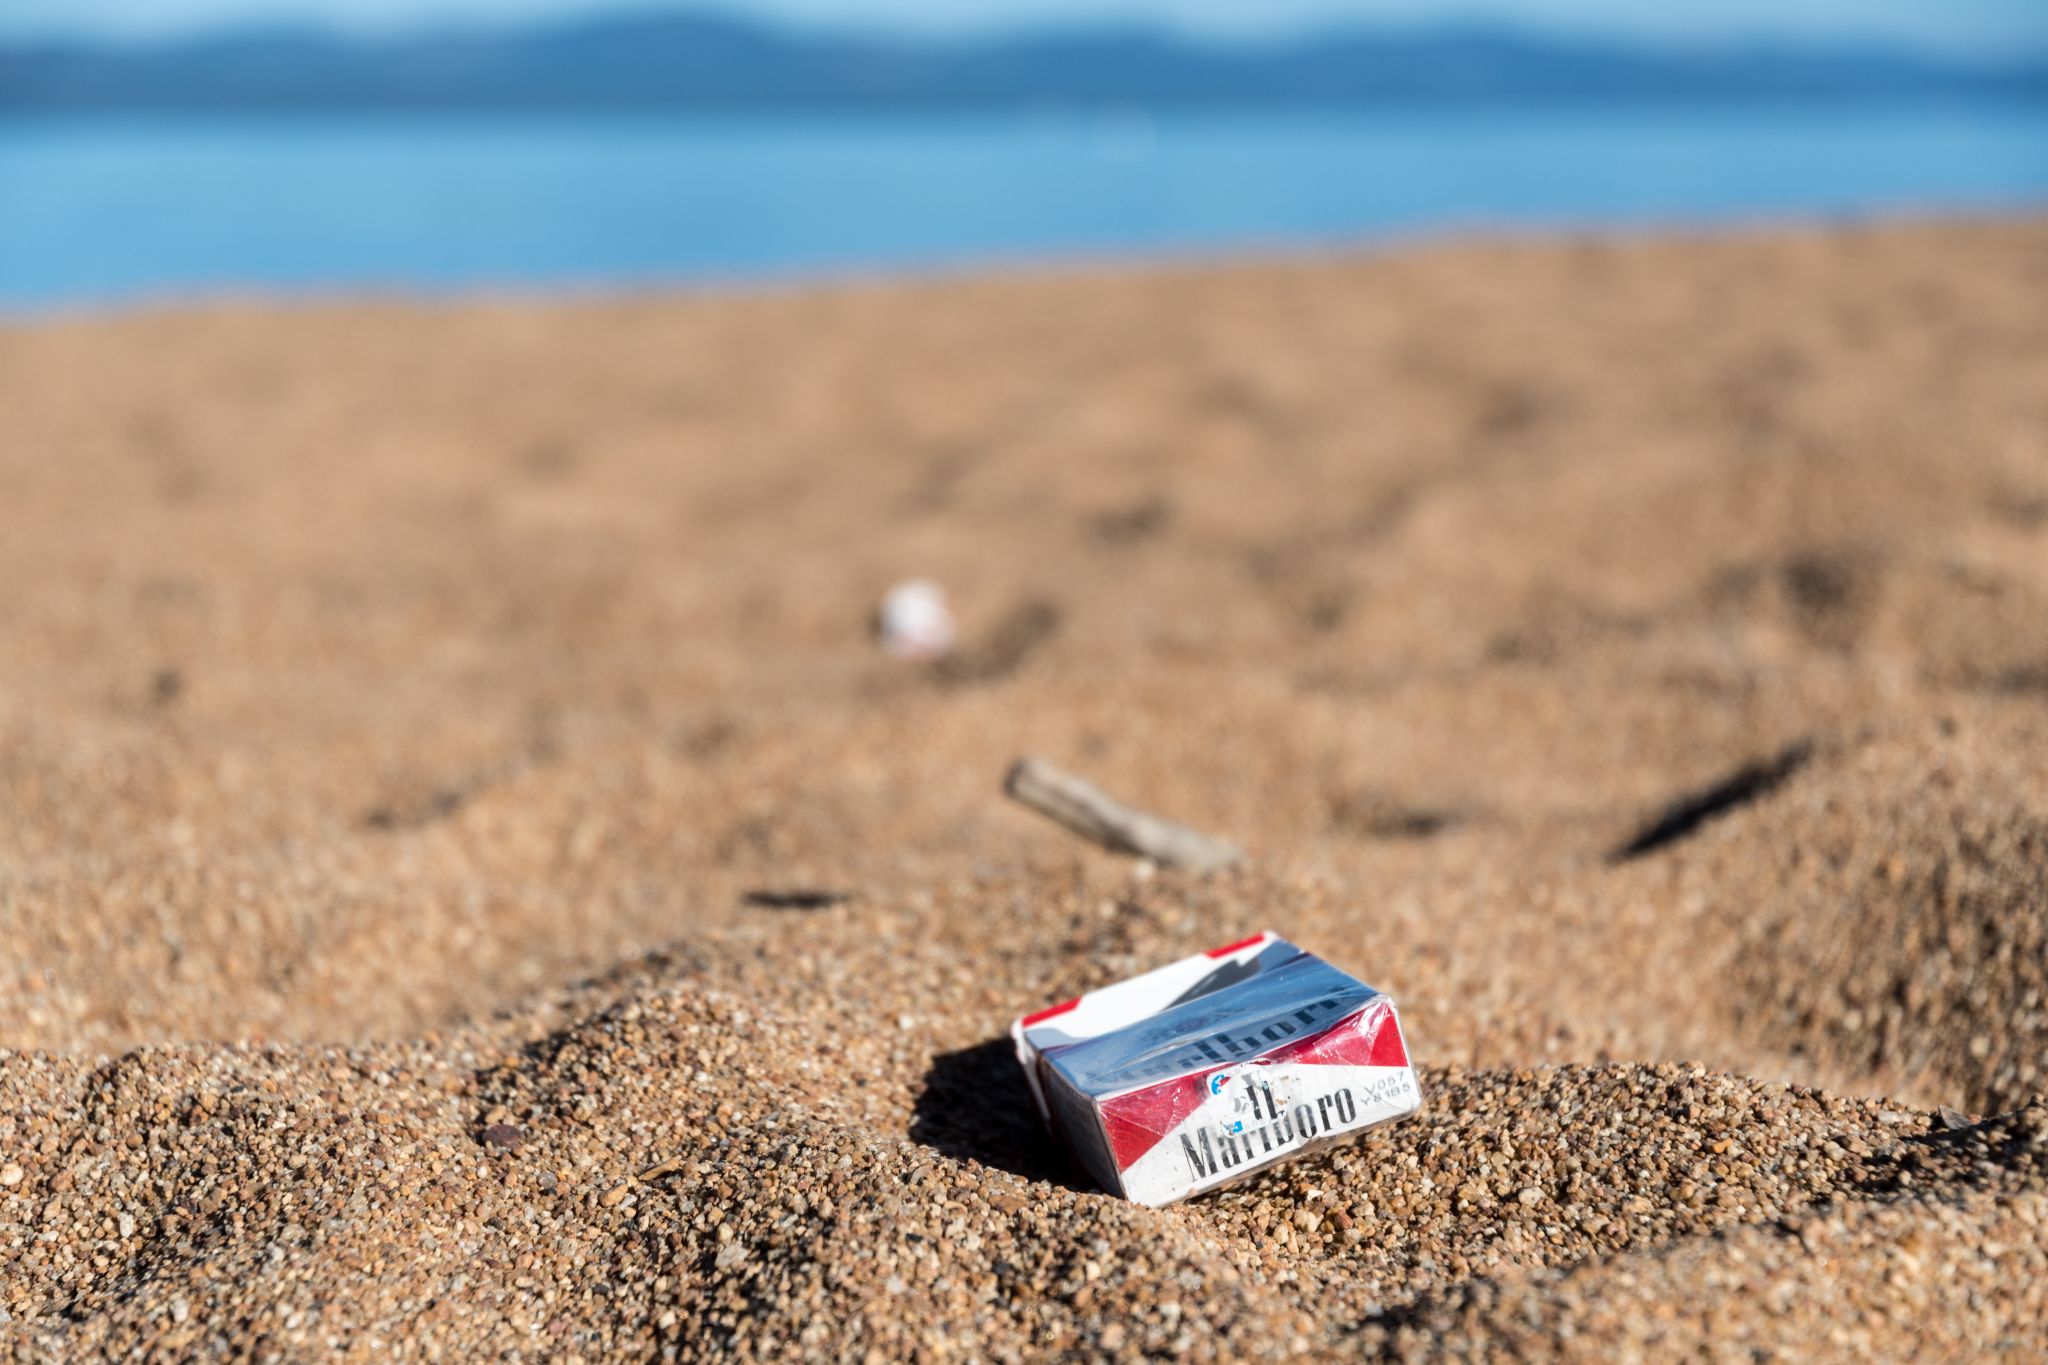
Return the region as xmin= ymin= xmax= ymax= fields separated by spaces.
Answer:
xmin=1012 ymin=932 xmax=1421 ymax=1206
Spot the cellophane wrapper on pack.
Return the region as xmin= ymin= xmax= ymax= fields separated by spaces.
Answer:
xmin=1012 ymin=932 xmax=1423 ymax=1206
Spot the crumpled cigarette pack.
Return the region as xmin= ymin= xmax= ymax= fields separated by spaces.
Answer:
xmin=1012 ymin=932 xmax=1421 ymax=1206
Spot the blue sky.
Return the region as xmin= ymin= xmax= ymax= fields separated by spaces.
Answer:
xmin=6 ymin=0 xmax=2046 ymax=58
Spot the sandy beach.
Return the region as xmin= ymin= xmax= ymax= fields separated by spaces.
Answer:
xmin=2 ymin=217 xmax=2046 ymax=1358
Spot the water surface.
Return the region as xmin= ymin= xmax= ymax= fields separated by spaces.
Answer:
xmin=3 ymin=105 xmax=2044 ymax=309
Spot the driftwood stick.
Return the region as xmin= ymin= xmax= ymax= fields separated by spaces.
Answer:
xmin=1002 ymin=757 xmax=1244 ymax=872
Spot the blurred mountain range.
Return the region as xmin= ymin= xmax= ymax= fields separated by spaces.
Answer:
xmin=5 ymin=11 xmax=2045 ymax=112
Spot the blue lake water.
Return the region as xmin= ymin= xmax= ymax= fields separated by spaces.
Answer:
xmin=2 ymin=105 xmax=2045 ymax=311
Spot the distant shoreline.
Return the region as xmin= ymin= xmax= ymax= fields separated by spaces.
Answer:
xmin=5 ymin=15 xmax=2044 ymax=114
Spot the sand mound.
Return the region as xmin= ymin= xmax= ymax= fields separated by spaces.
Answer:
xmin=1710 ymin=728 xmax=2048 ymax=1113
xmin=6 ymin=957 xmax=2039 ymax=1359
xmin=3 ymin=217 xmax=2048 ymax=1357
xmin=7 ymin=953 xmax=2037 ymax=1360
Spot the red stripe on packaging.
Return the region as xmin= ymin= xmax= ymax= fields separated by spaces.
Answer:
xmin=1019 ymin=997 xmax=1080 ymax=1028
